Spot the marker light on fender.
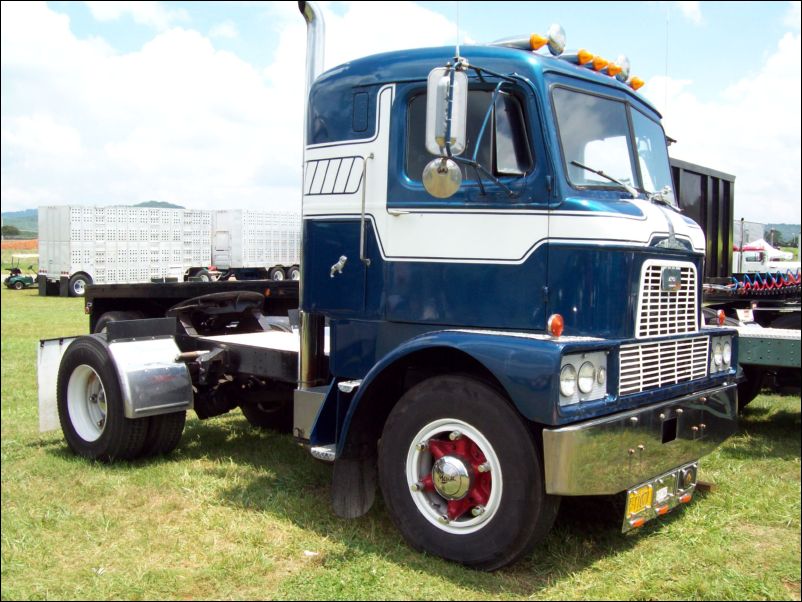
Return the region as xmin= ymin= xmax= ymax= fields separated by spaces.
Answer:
xmin=548 ymin=314 xmax=565 ymax=337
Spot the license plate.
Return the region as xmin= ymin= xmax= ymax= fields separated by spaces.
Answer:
xmin=626 ymin=483 xmax=653 ymax=518
xmin=622 ymin=463 xmax=698 ymax=532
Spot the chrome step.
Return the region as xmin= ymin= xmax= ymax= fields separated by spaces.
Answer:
xmin=310 ymin=444 xmax=336 ymax=462
xmin=337 ymin=379 xmax=362 ymax=394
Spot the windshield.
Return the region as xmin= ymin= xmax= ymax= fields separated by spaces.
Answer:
xmin=553 ymin=87 xmax=636 ymax=192
xmin=631 ymin=109 xmax=675 ymax=204
xmin=553 ymin=87 xmax=674 ymax=205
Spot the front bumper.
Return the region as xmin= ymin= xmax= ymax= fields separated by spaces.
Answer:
xmin=542 ymin=383 xmax=737 ymax=495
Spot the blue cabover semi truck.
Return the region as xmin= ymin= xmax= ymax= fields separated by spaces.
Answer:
xmin=41 ymin=2 xmax=739 ymax=569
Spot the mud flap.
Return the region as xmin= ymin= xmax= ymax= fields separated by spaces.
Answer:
xmin=331 ymin=454 xmax=377 ymax=519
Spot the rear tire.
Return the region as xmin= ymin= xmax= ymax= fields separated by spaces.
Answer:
xmin=13 ymin=281 xmax=23 ymax=290
xmin=68 ymin=273 xmax=92 ymax=297
xmin=737 ymin=365 xmax=765 ymax=411
xmin=378 ymin=375 xmax=559 ymax=570
xmin=240 ymin=401 xmax=292 ymax=433
xmin=141 ymin=412 xmax=186 ymax=457
xmin=288 ymin=266 xmax=300 ymax=281
xmin=268 ymin=267 xmax=285 ymax=281
xmin=94 ymin=310 xmax=146 ymax=334
xmin=57 ymin=336 xmax=148 ymax=462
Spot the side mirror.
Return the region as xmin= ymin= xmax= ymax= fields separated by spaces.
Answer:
xmin=425 ymin=66 xmax=468 ymax=157
xmin=423 ymin=66 xmax=467 ymax=198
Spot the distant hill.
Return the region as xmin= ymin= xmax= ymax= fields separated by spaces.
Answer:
xmin=1 ymin=209 xmax=38 ymax=234
xmin=766 ymin=223 xmax=801 ymax=245
xmin=1 ymin=202 xmax=186 ymax=235
xmin=132 ymin=201 xmax=185 ymax=209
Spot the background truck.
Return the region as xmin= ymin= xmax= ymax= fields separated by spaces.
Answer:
xmin=39 ymin=2 xmax=740 ymax=570
xmin=669 ymin=158 xmax=800 ymax=407
xmin=38 ymin=205 xmax=300 ymax=297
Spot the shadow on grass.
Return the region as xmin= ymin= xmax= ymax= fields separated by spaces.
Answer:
xmin=719 ymin=406 xmax=801 ymax=462
xmin=37 ymin=396 xmax=798 ymax=595
xmin=120 ymin=416 xmax=651 ymax=594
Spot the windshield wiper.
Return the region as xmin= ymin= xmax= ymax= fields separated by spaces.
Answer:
xmin=570 ymin=160 xmax=640 ymax=198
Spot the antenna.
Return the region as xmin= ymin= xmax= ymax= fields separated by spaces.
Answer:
xmin=664 ymin=3 xmax=670 ymax=112
xmin=455 ymin=1 xmax=461 ymax=59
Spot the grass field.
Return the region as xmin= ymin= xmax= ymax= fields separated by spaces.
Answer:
xmin=1 ymin=286 xmax=800 ymax=600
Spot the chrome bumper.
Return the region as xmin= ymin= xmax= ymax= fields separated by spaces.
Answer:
xmin=542 ymin=384 xmax=738 ymax=496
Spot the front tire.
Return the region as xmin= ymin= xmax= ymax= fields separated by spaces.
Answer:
xmin=378 ymin=375 xmax=559 ymax=570
xmin=57 ymin=336 xmax=148 ymax=462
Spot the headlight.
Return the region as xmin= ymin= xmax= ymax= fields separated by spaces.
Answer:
xmin=560 ymin=364 xmax=577 ymax=397
xmin=597 ymin=367 xmax=607 ymax=386
xmin=577 ymin=362 xmax=595 ymax=394
xmin=713 ymin=342 xmax=723 ymax=367
xmin=722 ymin=341 xmax=732 ymax=366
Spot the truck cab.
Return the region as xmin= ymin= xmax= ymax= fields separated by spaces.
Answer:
xmin=296 ymin=37 xmax=738 ymax=567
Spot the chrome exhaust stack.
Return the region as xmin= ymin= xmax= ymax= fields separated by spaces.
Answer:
xmin=298 ymin=1 xmax=327 ymax=389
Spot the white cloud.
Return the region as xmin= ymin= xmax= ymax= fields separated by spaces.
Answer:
xmin=785 ymin=0 xmax=801 ymax=30
xmin=676 ymin=1 xmax=703 ymax=26
xmin=644 ymin=32 xmax=801 ymax=224
xmin=0 ymin=1 xmax=464 ymax=214
xmin=209 ymin=19 xmax=238 ymax=39
xmin=85 ymin=1 xmax=188 ymax=31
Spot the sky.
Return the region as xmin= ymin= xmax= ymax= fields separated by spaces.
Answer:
xmin=1 ymin=1 xmax=800 ymax=225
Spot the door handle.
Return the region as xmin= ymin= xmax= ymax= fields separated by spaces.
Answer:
xmin=330 ymin=255 xmax=347 ymax=278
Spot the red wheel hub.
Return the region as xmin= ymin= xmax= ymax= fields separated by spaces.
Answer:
xmin=419 ymin=435 xmax=492 ymax=521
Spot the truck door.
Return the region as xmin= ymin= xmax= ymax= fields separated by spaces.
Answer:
xmin=380 ymin=81 xmax=552 ymax=330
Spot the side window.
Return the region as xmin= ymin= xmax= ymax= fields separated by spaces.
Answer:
xmin=405 ymin=89 xmax=532 ymax=183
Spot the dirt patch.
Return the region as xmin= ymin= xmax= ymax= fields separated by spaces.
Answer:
xmin=1 ymin=239 xmax=38 ymax=250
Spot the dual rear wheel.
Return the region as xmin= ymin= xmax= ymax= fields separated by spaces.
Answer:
xmin=57 ymin=336 xmax=185 ymax=462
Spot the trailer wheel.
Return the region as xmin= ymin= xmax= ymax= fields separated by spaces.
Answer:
xmin=240 ymin=401 xmax=292 ymax=433
xmin=268 ymin=267 xmax=286 ymax=281
xmin=737 ymin=365 xmax=765 ymax=412
xmin=68 ymin=273 xmax=92 ymax=297
xmin=378 ymin=375 xmax=559 ymax=570
xmin=94 ymin=310 xmax=146 ymax=334
xmin=57 ymin=336 xmax=148 ymax=462
xmin=288 ymin=266 xmax=300 ymax=281
xmin=141 ymin=412 xmax=186 ymax=457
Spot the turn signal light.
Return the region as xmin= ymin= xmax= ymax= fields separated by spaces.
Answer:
xmin=577 ymin=48 xmax=594 ymax=65
xmin=679 ymin=493 xmax=693 ymax=504
xmin=547 ymin=313 xmax=565 ymax=337
xmin=629 ymin=517 xmax=646 ymax=528
xmin=717 ymin=310 xmax=726 ymax=326
xmin=656 ymin=504 xmax=670 ymax=516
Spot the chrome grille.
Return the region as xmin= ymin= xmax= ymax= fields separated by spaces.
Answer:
xmin=619 ymin=337 xmax=709 ymax=396
xmin=636 ymin=261 xmax=698 ymax=338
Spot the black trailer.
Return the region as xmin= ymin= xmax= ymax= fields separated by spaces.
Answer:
xmin=670 ymin=157 xmax=800 ymax=406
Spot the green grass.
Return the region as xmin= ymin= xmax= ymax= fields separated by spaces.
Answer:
xmin=1 ymin=287 xmax=800 ymax=600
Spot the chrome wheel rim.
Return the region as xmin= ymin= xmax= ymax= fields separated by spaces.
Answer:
xmin=406 ymin=418 xmax=502 ymax=535
xmin=67 ymin=365 xmax=108 ymax=442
